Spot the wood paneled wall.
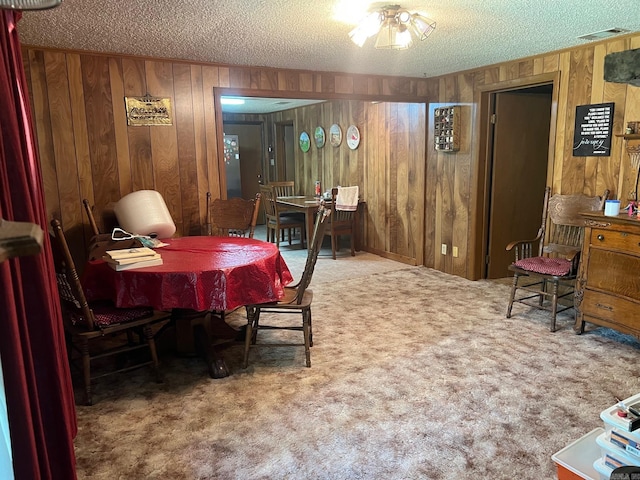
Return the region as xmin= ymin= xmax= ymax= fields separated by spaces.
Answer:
xmin=23 ymin=48 xmax=430 ymax=267
xmin=21 ymin=32 xmax=640 ymax=278
xmin=226 ymin=100 xmax=427 ymax=264
xmin=423 ymin=33 xmax=640 ymax=279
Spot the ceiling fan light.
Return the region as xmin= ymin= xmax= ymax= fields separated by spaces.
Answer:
xmin=374 ymin=19 xmax=411 ymax=50
xmin=0 ymin=0 xmax=61 ymax=10
xmin=351 ymin=5 xmax=434 ymax=49
xmin=410 ymin=13 xmax=436 ymax=41
xmin=396 ymin=9 xmax=411 ymax=24
xmin=349 ymin=10 xmax=383 ymax=46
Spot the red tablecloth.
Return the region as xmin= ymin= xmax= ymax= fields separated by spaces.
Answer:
xmin=82 ymin=236 xmax=293 ymax=311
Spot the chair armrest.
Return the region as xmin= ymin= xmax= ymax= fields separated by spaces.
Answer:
xmin=505 ymin=231 xmax=543 ymax=261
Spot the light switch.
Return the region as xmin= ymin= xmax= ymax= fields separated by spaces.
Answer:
xmin=441 ymin=244 xmax=447 ymax=255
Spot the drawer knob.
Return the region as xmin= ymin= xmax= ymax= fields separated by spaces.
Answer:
xmin=597 ymin=234 xmax=604 ymax=241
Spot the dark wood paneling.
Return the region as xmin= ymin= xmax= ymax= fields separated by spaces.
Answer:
xmin=122 ymin=58 xmax=153 ymax=192
xmin=22 ymin=32 xmax=640 ymax=277
xmin=173 ymin=63 xmax=200 ymax=236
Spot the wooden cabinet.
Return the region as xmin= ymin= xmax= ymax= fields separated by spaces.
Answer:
xmin=434 ymin=106 xmax=460 ymax=152
xmin=575 ymin=212 xmax=640 ymax=337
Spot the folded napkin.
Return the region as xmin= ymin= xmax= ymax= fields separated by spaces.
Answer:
xmin=336 ymin=186 xmax=359 ymax=211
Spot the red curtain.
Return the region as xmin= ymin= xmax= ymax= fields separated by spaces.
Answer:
xmin=0 ymin=9 xmax=77 ymax=480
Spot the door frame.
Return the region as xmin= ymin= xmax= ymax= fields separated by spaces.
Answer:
xmin=469 ymin=72 xmax=560 ymax=280
xmin=274 ymin=121 xmax=294 ymax=182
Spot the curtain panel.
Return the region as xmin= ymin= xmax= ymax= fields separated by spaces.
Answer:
xmin=0 ymin=9 xmax=77 ymax=480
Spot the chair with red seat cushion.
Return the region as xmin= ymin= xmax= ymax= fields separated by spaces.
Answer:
xmin=51 ymin=218 xmax=171 ymax=405
xmin=505 ymin=186 xmax=609 ymax=332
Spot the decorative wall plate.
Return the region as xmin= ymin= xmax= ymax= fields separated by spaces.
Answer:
xmin=314 ymin=126 xmax=325 ymax=148
xmin=299 ymin=131 xmax=310 ymax=152
xmin=346 ymin=125 xmax=360 ymax=150
xmin=329 ymin=124 xmax=342 ymax=147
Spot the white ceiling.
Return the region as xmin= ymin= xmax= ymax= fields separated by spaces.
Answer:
xmin=15 ymin=1 xmax=640 ymax=80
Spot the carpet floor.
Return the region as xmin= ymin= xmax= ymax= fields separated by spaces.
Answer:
xmin=72 ymin=245 xmax=640 ymax=479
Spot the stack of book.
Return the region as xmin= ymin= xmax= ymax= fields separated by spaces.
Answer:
xmin=103 ymin=247 xmax=163 ymax=271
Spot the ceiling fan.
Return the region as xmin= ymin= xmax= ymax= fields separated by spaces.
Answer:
xmin=0 ymin=0 xmax=60 ymax=10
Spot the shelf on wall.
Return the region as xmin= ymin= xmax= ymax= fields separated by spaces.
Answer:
xmin=434 ymin=106 xmax=460 ymax=152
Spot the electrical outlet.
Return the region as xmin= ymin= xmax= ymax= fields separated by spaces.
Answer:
xmin=453 ymin=246 xmax=459 ymax=258
xmin=441 ymin=244 xmax=447 ymax=255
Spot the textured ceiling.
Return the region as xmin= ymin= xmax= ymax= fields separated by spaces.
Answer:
xmin=16 ymin=0 xmax=640 ymax=79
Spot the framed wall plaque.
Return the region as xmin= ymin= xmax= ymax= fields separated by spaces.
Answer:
xmin=573 ymin=102 xmax=614 ymax=156
xmin=125 ymin=94 xmax=172 ymax=126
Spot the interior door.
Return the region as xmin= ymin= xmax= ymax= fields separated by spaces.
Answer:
xmin=222 ymin=123 xmax=263 ymax=197
xmin=222 ymin=122 xmax=265 ymax=222
xmin=486 ymin=89 xmax=552 ymax=278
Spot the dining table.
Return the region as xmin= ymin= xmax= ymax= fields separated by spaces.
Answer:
xmin=82 ymin=236 xmax=293 ymax=378
xmin=276 ymin=195 xmax=364 ymax=250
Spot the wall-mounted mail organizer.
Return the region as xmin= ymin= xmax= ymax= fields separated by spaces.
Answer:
xmin=434 ymin=105 xmax=460 ymax=152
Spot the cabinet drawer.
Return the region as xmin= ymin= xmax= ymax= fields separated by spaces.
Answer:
xmin=590 ymin=228 xmax=640 ymax=255
xmin=585 ymin=249 xmax=640 ymax=299
xmin=582 ymin=289 xmax=640 ymax=329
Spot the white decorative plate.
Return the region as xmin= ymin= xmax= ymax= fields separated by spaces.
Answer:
xmin=346 ymin=125 xmax=360 ymax=150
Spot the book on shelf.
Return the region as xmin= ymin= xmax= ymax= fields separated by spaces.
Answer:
xmin=106 ymin=257 xmax=163 ymax=271
xmin=104 ymin=247 xmax=156 ymax=260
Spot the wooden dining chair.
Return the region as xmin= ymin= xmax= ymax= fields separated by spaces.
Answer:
xmin=82 ymin=198 xmax=140 ymax=261
xmin=82 ymin=198 xmax=101 ymax=236
xmin=505 ymin=186 xmax=609 ymax=332
xmin=269 ymin=180 xmax=295 ymax=198
xmin=268 ymin=180 xmax=304 ymax=242
xmin=323 ymin=187 xmax=356 ymax=259
xmin=50 ymin=218 xmax=171 ymax=405
xmin=260 ymin=184 xmax=306 ymax=248
xmin=209 ymin=193 xmax=261 ymax=238
xmin=243 ymin=207 xmax=331 ymax=368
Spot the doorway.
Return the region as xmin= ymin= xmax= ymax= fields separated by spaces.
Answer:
xmin=484 ymin=84 xmax=553 ymax=279
xmin=222 ymin=122 xmax=264 ymax=201
xmin=274 ymin=122 xmax=295 ymax=183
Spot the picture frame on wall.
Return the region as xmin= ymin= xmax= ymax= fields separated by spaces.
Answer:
xmin=299 ymin=131 xmax=311 ymax=152
xmin=329 ymin=124 xmax=342 ymax=147
xmin=346 ymin=125 xmax=360 ymax=150
xmin=314 ymin=126 xmax=326 ymax=148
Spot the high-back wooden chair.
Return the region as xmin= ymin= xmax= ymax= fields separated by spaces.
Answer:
xmin=82 ymin=198 xmax=101 ymax=236
xmin=209 ymin=193 xmax=261 ymax=238
xmin=82 ymin=198 xmax=140 ymax=261
xmin=324 ymin=187 xmax=356 ymax=259
xmin=259 ymin=184 xmax=305 ymax=248
xmin=505 ymin=186 xmax=609 ymax=331
xmin=50 ymin=218 xmax=171 ymax=405
xmin=243 ymin=207 xmax=331 ymax=368
xmin=268 ymin=181 xmax=305 ymax=242
xmin=269 ymin=180 xmax=295 ymax=198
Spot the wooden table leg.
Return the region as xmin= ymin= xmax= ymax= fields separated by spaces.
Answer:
xmin=172 ymin=309 xmax=245 ymax=378
xmin=192 ymin=323 xmax=229 ymax=378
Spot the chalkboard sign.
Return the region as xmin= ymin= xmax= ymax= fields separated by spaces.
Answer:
xmin=573 ymin=102 xmax=614 ymax=156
